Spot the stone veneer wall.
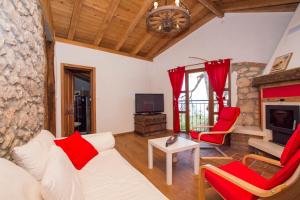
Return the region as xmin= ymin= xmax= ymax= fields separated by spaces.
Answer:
xmin=0 ymin=0 xmax=46 ymax=159
xmin=232 ymin=62 xmax=266 ymax=127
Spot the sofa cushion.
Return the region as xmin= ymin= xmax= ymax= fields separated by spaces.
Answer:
xmin=41 ymin=145 xmax=83 ymax=200
xmin=280 ymin=124 xmax=300 ymax=165
xmin=82 ymin=132 xmax=115 ymax=152
xmin=55 ymin=131 xmax=98 ymax=170
xmin=79 ymin=149 xmax=168 ymax=200
xmin=0 ymin=158 xmax=42 ymax=200
xmin=12 ymin=130 xmax=55 ymax=180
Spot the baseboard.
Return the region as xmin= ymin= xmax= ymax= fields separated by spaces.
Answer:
xmin=166 ymin=129 xmax=173 ymax=133
xmin=114 ymin=130 xmax=172 ymax=135
xmin=113 ymin=131 xmax=134 ymax=135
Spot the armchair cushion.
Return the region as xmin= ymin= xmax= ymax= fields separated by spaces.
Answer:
xmin=266 ymin=149 xmax=300 ymax=189
xmin=280 ymin=124 xmax=300 ymax=165
xmin=212 ymin=107 xmax=240 ymax=132
xmin=205 ymin=161 xmax=268 ymax=200
xmin=190 ymin=107 xmax=240 ymax=145
xmin=219 ymin=107 xmax=240 ymax=121
xmin=190 ymin=131 xmax=225 ymax=144
xmin=211 ymin=119 xmax=234 ymax=132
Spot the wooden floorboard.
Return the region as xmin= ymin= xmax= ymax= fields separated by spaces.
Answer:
xmin=115 ymin=132 xmax=281 ymax=200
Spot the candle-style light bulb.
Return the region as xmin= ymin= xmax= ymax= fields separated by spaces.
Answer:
xmin=175 ymin=0 xmax=180 ymax=6
xmin=154 ymin=1 xmax=158 ymax=9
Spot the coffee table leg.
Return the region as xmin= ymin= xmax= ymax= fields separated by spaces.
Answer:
xmin=166 ymin=152 xmax=172 ymax=185
xmin=194 ymin=147 xmax=200 ymax=175
xmin=148 ymin=143 xmax=153 ymax=169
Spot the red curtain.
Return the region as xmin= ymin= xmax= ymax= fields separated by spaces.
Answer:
xmin=205 ymin=59 xmax=230 ymax=114
xmin=168 ymin=67 xmax=185 ymax=133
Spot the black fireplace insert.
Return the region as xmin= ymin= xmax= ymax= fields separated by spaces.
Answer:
xmin=266 ymin=105 xmax=300 ymax=145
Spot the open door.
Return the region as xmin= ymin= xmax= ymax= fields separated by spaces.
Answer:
xmin=62 ymin=69 xmax=75 ymax=135
xmin=61 ymin=64 xmax=96 ymax=137
xmin=179 ymin=68 xmax=231 ymax=132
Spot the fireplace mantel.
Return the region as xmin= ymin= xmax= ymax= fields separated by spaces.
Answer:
xmin=247 ymin=67 xmax=300 ymax=156
xmin=252 ymin=67 xmax=300 ymax=87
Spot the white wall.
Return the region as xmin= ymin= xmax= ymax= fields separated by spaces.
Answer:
xmin=150 ymin=13 xmax=292 ymax=130
xmin=55 ymin=42 xmax=152 ymax=137
xmin=265 ymin=5 xmax=300 ymax=73
xmin=55 ymin=12 xmax=294 ymax=134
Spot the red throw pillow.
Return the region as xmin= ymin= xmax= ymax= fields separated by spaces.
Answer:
xmin=280 ymin=124 xmax=300 ymax=165
xmin=54 ymin=131 xmax=98 ymax=170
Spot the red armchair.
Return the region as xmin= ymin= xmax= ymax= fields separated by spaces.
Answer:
xmin=189 ymin=107 xmax=240 ymax=159
xmin=199 ymin=124 xmax=300 ymax=200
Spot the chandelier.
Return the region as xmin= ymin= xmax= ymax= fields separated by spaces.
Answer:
xmin=146 ymin=0 xmax=190 ymax=34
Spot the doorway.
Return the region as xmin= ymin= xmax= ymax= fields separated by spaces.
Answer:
xmin=61 ymin=64 xmax=96 ymax=137
xmin=179 ymin=68 xmax=231 ymax=132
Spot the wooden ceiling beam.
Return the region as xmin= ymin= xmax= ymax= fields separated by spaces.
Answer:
xmin=197 ymin=0 xmax=224 ymax=17
xmin=150 ymin=13 xmax=215 ymax=58
xmin=39 ymin=0 xmax=55 ymax=41
xmin=228 ymin=3 xmax=298 ymax=13
xmin=68 ymin=0 xmax=83 ymax=39
xmin=115 ymin=0 xmax=153 ymax=51
xmin=131 ymin=33 xmax=152 ymax=55
xmin=94 ymin=0 xmax=121 ymax=46
xmin=222 ymin=0 xmax=300 ymax=12
xmin=147 ymin=37 xmax=170 ymax=58
xmin=56 ymin=37 xmax=153 ymax=62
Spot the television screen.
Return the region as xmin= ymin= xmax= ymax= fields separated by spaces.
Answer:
xmin=135 ymin=94 xmax=164 ymax=114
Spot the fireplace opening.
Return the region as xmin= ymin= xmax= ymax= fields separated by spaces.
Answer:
xmin=266 ymin=105 xmax=300 ymax=146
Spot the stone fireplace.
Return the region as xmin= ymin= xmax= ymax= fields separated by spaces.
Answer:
xmin=247 ymin=67 xmax=300 ymax=157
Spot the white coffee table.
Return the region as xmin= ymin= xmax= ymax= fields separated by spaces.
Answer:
xmin=148 ymin=136 xmax=200 ymax=185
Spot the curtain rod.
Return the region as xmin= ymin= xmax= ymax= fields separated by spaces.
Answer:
xmin=168 ymin=58 xmax=233 ymax=70
xmin=185 ymin=58 xmax=233 ymax=67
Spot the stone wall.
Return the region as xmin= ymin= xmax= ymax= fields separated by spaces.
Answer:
xmin=232 ymin=62 xmax=266 ymax=127
xmin=0 ymin=0 xmax=46 ymax=159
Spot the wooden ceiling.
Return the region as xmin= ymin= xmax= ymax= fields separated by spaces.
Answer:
xmin=50 ymin=0 xmax=300 ymax=61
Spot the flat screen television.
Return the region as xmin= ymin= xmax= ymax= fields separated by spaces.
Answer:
xmin=135 ymin=94 xmax=164 ymax=114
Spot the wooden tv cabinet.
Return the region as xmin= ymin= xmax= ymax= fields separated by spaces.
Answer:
xmin=134 ymin=114 xmax=167 ymax=136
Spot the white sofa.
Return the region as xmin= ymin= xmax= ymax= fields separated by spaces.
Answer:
xmin=0 ymin=132 xmax=168 ymax=200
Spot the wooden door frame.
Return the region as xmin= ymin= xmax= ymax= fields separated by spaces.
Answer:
xmin=61 ymin=63 xmax=96 ymax=137
xmin=182 ymin=68 xmax=232 ymax=132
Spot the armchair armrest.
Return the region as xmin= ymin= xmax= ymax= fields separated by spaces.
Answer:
xmin=198 ymin=131 xmax=230 ymax=140
xmin=243 ymin=154 xmax=282 ymax=167
xmin=200 ymin=164 xmax=288 ymax=198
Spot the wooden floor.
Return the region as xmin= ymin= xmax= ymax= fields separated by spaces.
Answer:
xmin=115 ymin=132 xmax=280 ymax=200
